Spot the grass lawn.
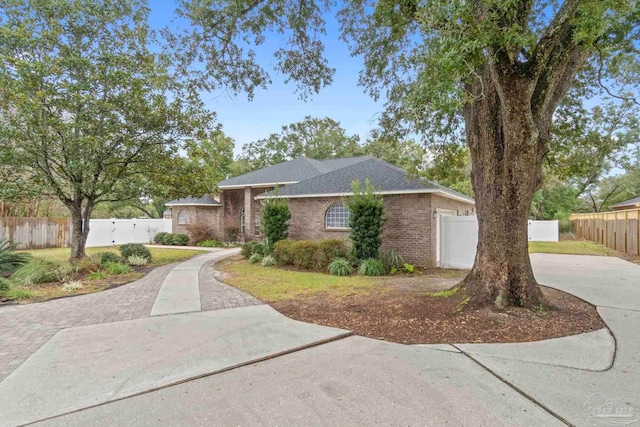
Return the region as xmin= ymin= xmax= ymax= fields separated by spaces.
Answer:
xmin=217 ymin=257 xmax=385 ymax=302
xmin=21 ymin=246 xmax=206 ymax=266
xmin=528 ymin=240 xmax=613 ymax=256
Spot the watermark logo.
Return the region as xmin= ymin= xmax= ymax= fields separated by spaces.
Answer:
xmin=585 ymin=393 xmax=639 ymax=426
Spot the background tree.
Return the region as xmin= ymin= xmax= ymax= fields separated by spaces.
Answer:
xmin=172 ymin=0 xmax=639 ymax=308
xmin=0 ymin=0 xmax=215 ymax=259
xmin=239 ymin=116 xmax=361 ymax=170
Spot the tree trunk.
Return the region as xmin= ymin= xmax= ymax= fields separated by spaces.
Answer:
xmin=69 ymin=200 xmax=93 ymax=260
xmin=462 ymin=68 xmax=547 ymax=309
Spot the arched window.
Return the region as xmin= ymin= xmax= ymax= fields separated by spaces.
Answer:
xmin=325 ymin=203 xmax=350 ymax=229
xmin=240 ymin=206 xmax=245 ymax=235
xmin=177 ymin=210 xmax=189 ymax=225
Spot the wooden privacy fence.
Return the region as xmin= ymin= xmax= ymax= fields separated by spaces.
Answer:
xmin=0 ymin=217 xmax=72 ymax=249
xmin=570 ymin=209 xmax=640 ymax=256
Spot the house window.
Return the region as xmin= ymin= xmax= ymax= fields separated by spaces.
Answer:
xmin=255 ymin=213 xmax=261 ymax=236
xmin=240 ymin=206 xmax=245 ymax=235
xmin=177 ymin=210 xmax=189 ymax=225
xmin=325 ymin=203 xmax=350 ymax=229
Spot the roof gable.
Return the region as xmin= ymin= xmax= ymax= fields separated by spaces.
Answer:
xmin=611 ymin=196 xmax=640 ymax=208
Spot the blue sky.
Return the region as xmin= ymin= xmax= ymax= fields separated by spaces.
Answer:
xmin=148 ymin=2 xmax=382 ymax=156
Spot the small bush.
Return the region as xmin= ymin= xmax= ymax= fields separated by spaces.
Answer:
xmin=252 ymin=242 xmax=267 ymax=256
xmin=241 ymin=241 xmax=258 ymax=258
xmin=291 ymin=240 xmax=320 ymax=269
xmin=153 ymin=232 xmax=170 ymax=244
xmin=87 ymin=271 xmax=108 ymax=281
xmin=328 ymin=258 xmax=353 ymax=276
xmin=127 ymin=255 xmax=149 ymax=266
xmin=318 ymin=239 xmax=350 ymax=262
xmin=54 ymin=264 xmax=75 ymax=283
xmin=11 ymin=261 xmax=59 ymax=286
xmin=380 ymin=249 xmax=404 ymax=271
xmin=358 ymin=258 xmax=386 ymax=276
xmin=403 ymin=263 xmax=415 ymax=273
xmin=248 ymin=253 xmax=263 ymax=264
xmin=185 ymin=224 xmax=218 ymax=245
xmin=71 ymin=258 xmax=100 ymax=274
xmin=94 ymin=252 xmax=123 ymax=266
xmin=120 ymin=244 xmax=152 ymax=261
xmin=273 ymin=239 xmax=295 ymax=265
xmin=103 ymin=262 xmax=133 ymax=275
xmin=62 ymin=281 xmax=83 ymax=292
xmin=313 ymin=248 xmax=329 ymax=269
xmin=0 ymin=277 xmax=10 ymax=293
xmin=170 ymin=233 xmax=189 ymax=246
xmin=197 ymin=240 xmax=223 ymax=247
xmin=0 ymin=239 xmax=30 ymax=277
xmin=261 ymin=255 xmax=275 ymax=267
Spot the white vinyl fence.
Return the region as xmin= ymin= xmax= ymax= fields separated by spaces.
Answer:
xmin=85 ymin=219 xmax=172 ymax=248
xmin=439 ymin=217 xmax=559 ymax=269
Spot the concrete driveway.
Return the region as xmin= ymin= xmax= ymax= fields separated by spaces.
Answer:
xmin=0 ymin=252 xmax=638 ymax=426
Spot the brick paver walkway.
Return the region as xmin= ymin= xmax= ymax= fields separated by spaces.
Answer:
xmin=199 ymin=259 xmax=262 ymax=311
xmin=0 ymin=250 xmax=261 ymax=383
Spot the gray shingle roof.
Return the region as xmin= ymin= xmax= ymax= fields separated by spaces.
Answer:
xmin=257 ymin=157 xmax=474 ymax=203
xmin=611 ymin=196 xmax=640 ymax=209
xmin=217 ymin=156 xmax=372 ymax=188
xmin=165 ymin=195 xmax=221 ymax=206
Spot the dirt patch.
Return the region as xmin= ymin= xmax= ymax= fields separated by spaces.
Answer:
xmin=271 ymin=286 xmax=605 ymax=344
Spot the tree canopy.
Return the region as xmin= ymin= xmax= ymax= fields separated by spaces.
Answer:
xmin=0 ymin=0 xmax=216 ymax=258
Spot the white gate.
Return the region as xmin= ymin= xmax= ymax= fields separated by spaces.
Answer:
xmin=85 ymin=219 xmax=172 ymax=248
xmin=440 ymin=218 xmax=559 ymax=269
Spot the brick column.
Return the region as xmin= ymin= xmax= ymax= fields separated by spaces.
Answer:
xmin=244 ymin=186 xmax=252 ymax=241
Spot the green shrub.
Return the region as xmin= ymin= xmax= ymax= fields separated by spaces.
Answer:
xmin=559 ymin=219 xmax=574 ymax=234
xmin=127 ymin=255 xmax=149 ymax=266
xmin=380 ymin=249 xmax=404 ymax=271
xmin=54 ymin=264 xmax=75 ymax=283
xmin=170 ymin=234 xmax=189 ymax=246
xmin=273 ymin=239 xmax=295 ymax=265
xmin=87 ymin=271 xmax=108 ymax=281
xmin=261 ymin=255 xmax=275 ymax=267
xmin=314 ymin=248 xmax=331 ymax=269
xmin=71 ymin=258 xmax=100 ymax=274
xmin=119 ymin=244 xmax=152 ymax=261
xmin=252 ymin=242 xmax=266 ymax=256
xmin=291 ymin=240 xmax=319 ymax=269
xmin=241 ymin=241 xmax=258 ymax=258
xmin=94 ymin=252 xmax=123 ymax=266
xmin=262 ymin=197 xmax=291 ymax=252
xmin=11 ymin=261 xmax=59 ymax=286
xmin=248 ymin=253 xmax=263 ymax=264
xmin=153 ymin=232 xmax=170 ymax=244
xmin=358 ymin=258 xmax=386 ymax=276
xmin=403 ymin=263 xmax=415 ymax=273
xmin=0 ymin=277 xmax=10 ymax=293
xmin=103 ymin=262 xmax=133 ymax=275
xmin=344 ymin=179 xmax=385 ymax=261
xmin=328 ymin=258 xmax=353 ymax=276
xmin=197 ymin=240 xmax=223 ymax=247
xmin=318 ymin=238 xmax=350 ymax=262
xmin=0 ymin=239 xmax=30 ymax=277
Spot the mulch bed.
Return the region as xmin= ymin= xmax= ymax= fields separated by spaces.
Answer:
xmin=272 ymin=286 xmax=605 ymax=344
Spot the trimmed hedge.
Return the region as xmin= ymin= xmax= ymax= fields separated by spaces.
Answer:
xmin=241 ymin=241 xmax=266 ymax=259
xmin=153 ymin=232 xmax=169 ymax=244
xmin=120 ymin=244 xmax=152 ymax=261
xmin=274 ymin=238 xmax=351 ymax=270
xmin=291 ymin=241 xmax=319 ymax=269
xmin=170 ymin=233 xmax=189 ymax=246
xmin=273 ymin=239 xmax=295 ymax=265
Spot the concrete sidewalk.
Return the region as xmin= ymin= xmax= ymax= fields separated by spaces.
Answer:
xmin=2 ymin=253 xmax=639 ymax=426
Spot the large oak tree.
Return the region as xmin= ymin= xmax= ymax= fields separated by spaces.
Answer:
xmin=0 ymin=0 xmax=216 ymax=259
xmin=173 ymin=0 xmax=638 ymax=308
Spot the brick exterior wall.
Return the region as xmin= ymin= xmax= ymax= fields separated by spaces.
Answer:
xmin=220 ymin=187 xmax=274 ymax=242
xmin=287 ymin=193 xmax=474 ymax=267
xmin=171 ymin=205 xmax=221 ymax=244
